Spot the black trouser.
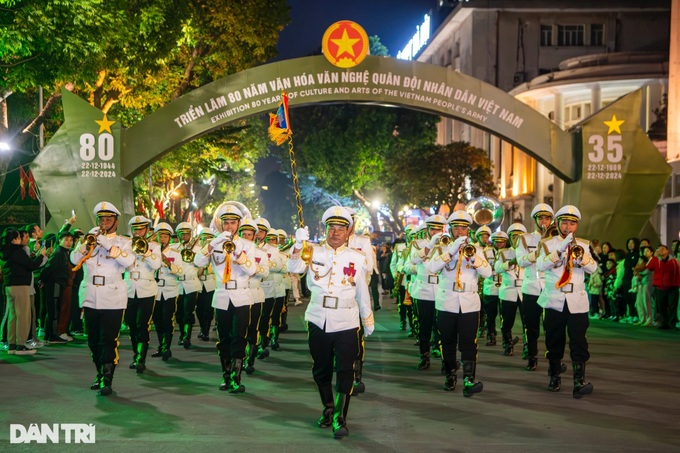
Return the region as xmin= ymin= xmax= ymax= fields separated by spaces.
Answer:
xmin=308 ymin=322 xmax=360 ymax=396
xmin=500 ymin=297 xmax=520 ymax=340
xmin=84 ymin=307 xmax=124 ymax=365
xmin=247 ymin=303 xmax=263 ymax=345
xmin=196 ymin=287 xmax=215 ymax=335
xmin=483 ymin=295 xmax=499 ymax=335
xmin=41 ymin=281 xmax=61 ymax=340
xmin=258 ymin=297 xmax=275 ymax=347
xmin=522 ymin=293 xmax=543 ymax=357
xmin=152 ymin=294 xmax=177 ymax=353
xmin=397 ymin=286 xmax=409 ymax=326
xmin=370 ymin=272 xmax=380 ymax=309
xmin=623 ymin=286 xmax=637 ymax=318
xmin=270 ymin=296 xmax=285 ymax=332
xmin=177 ymin=291 xmax=198 ymax=338
xmin=654 ymin=287 xmax=679 ymax=328
xmin=417 ymin=299 xmax=436 ymax=355
xmin=215 ymin=303 xmax=250 ymax=360
xmin=544 ymin=305 xmax=590 ymax=363
xmin=125 ymin=296 xmax=155 ymax=355
xmin=70 ymin=278 xmax=83 ymax=332
xmin=437 ymin=309 xmax=479 ymax=365
xmin=411 ymin=294 xmax=420 ymax=336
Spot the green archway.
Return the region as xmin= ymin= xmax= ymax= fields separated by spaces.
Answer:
xmin=32 ymin=55 xmax=669 ymax=246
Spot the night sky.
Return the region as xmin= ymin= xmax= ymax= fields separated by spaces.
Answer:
xmin=258 ymin=0 xmax=434 ymax=228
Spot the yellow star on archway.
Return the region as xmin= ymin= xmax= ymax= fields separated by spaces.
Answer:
xmin=603 ymin=114 xmax=625 ymax=135
xmin=95 ymin=114 xmax=116 ymax=134
xmin=331 ymin=30 xmax=359 ymax=58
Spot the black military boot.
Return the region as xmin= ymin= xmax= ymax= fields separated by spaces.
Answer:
xmin=219 ymin=357 xmax=231 ymax=391
xmin=332 ymin=392 xmax=350 ymax=439
xmin=417 ymin=352 xmax=431 ymax=370
xmin=521 ymin=342 xmax=529 ymax=360
xmin=245 ymin=344 xmax=257 ymax=375
xmin=136 ymin=343 xmax=149 ymax=374
xmin=228 ymin=358 xmax=246 ymax=393
xmin=90 ymin=361 xmax=103 ymax=390
xmin=317 ymin=386 xmax=334 ymax=428
xmin=548 ymin=359 xmax=562 ymax=392
xmin=99 ymin=363 xmax=115 ymax=396
xmin=572 ymin=362 xmax=593 ymax=399
xmin=443 ymin=360 xmax=458 ymax=392
xmin=270 ymin=326 xmax=280 ymax=351
xmin=462 ymin=361 xmax=483 ymax=397
xmin=129 ymin=340 xmax=139 ymax=369
xmin=183 ymin=325 xmax=193 ymax=349
xmin=525 ymin=356 xmax=538 ymax=371
xmin=352 ymin=359 xmax=365 ymax=394
xmin=502 ymin=332 xmax=519 ymax=356
xmin=486 ymin=333 xmax=496 ymax=346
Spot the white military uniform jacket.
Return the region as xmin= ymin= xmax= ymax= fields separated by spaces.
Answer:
xmin=494 ymin=247 xmax=521 ymax=303
xmin=288 ymin=243 xmax=371 ymax=333
xmin=390 ymin=242 xmax=408 ymax=288
xmin=156 ymin=245 xmax=183 ymax=300
xmin=536 ymin=236 xmax=597 ymax=313
xmin=425 ymin=244 xmax=492 ymax=313
xmin=172 ymin=242 xmax=202 ymax=295
xmin=197 ymin=261 xmax=216 ymax=293
xmin=409 ymin=238 xmax=440 ymax=301
xmin=280 ymin=247 xmax=293 ymax=290
xmin=516 ymin=231 xmax=545 ymax=296
xmin=125 ymin=241 xmax=161 ymax=299
xmin=249 ymin=245 xmax=270 ymax=304
xmin=481 ymin=246 xmax=501 ymax=296
xmin=260 ymin=242 xmax=284 ymax=299
xmin=348 ymin=233 xmax=375 ymax=280
xmin=71 ymin=233 xmax=135 ymax=310
xmin=194 ymin=236 xmax=257 ymax=309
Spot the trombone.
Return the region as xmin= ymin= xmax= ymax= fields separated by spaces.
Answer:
xmin=131 ymin=232 xmax=159 ymax=256
xmin=181 ymin=236 xmax=201 ymax=263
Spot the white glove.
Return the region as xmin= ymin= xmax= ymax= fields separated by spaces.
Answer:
xmin=363 ymin=324 xmax=375 ymax=337
xmin=233 ymin=240 xmax=243 ymax=257
xmin=210 ymin=231 xmax=231 ymax=249
xmin=449 ymin=236 xmax=467 ymax=255
xmin=558 ymin=233 xmax=573 ymax=253
xmin=295 ymin=226 xmax=309 ymax=247
xmin=96 ymin=234 xmax=113 ymax=251
xmin=428 ymin=233 xmax=443 ymax=249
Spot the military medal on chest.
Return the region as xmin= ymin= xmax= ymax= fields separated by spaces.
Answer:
xmin=343 ymin=262 xmax=357 ymax=286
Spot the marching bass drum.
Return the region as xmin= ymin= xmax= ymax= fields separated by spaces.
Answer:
xmin=465 ymin=196 xmax=504 ymax=232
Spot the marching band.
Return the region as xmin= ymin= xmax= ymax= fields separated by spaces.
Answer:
xmin=54 ymin=197 xmax=598 ymax=440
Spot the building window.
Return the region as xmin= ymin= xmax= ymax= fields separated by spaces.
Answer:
xmin=557 ymin=25 xmax=584 ymax=46
xmin=590 ymin=24 xmax=604 ymax=46
xmin=540 ymin=25 xmax=553 ymax=46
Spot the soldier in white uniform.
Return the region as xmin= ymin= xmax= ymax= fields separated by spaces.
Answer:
xmin=174 ymin=222 xmax=201 ymax=349
xmin=516 ymin=203 xmax=554 ymax=371
xmin=194 ymin=203 xmax=257 ymax=393
xmin=266 ymin=228 xmax=287 ymax=351
xmin=278 ymin=229 xmax=294 ymax=331
xmin=536 ymin=205 xmax=597 ymax=398
xmin=410 ymin=214 xmax=447 ymax=370
xmin=124 ymin=215 xmax=161 ymax=374
xmin=403 ymin=223 xmax=425 ymax=341
xmin=288 ymin=206 xmax=373 ymax=439
xmin=493 ymin=229 xmax=522 ymax=356
xmin=390 ymin=225 xmax=414 ymax=333
xmin=195 ymin=228 xmax=217 ymax=341
xmin=151 ymin=223 xmax=183 ymax=361
xmin=238 ymin=218 xmax=269 ymax=375
xmin=426 ymin=210 xmax=491 ymax=396
xmin=254 ymin=219 xmax=285 ymax=359
xmin=480 ymin=226 xmax=501 ymax=347
xmin=70 ymin=201 xmax=135 ymax=396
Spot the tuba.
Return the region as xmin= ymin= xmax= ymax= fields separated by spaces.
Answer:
xmin=465 ymin=196 xmax=505 ymax=232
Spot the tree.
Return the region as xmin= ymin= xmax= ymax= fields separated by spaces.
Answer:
xmin=385 ymin=141 xmax=497 ymax=215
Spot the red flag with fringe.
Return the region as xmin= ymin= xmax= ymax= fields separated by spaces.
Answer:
xmin=27 ymin=168 xmax=37 ymax=200
xmin=268 ymin=91 xmax=292 ymax=145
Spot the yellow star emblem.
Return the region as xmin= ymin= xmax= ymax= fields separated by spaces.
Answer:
xmin=95 ymin=114 xmax=116 ymax=134
xmin=331 ymin=30 xmax=360 ymax=58
xmin=603 ymin=114 xmax=624 ymax=135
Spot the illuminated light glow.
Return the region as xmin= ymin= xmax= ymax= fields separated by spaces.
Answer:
xmin=0 ymin=142 xmax=10 ymax=152
xmin=397 ymin=15 xmax=431 ymax=61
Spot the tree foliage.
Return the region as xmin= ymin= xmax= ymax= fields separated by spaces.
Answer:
xmin=385 ymin=141 xmax=497 ymax=214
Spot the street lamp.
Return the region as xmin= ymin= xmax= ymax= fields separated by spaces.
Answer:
xmin=0 ymin=141 xmax=10 ymax=152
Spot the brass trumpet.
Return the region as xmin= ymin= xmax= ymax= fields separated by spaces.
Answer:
xmin=463 ymin=242 xmax=477 ymax=258
xmin=571 ymin=244 xmax=584 ymax=259
xmin=439 ymin=235 xmax=452 ymax=246
xmin=223 ymin=239 xmax=235 ymax=254
xmin=131 ymin=236 xmax=148 ymax=255
xmin=181 ymin=236 xmax=200 ymax=263
xmin=542 ymin=223 xmax=559 ymax=239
